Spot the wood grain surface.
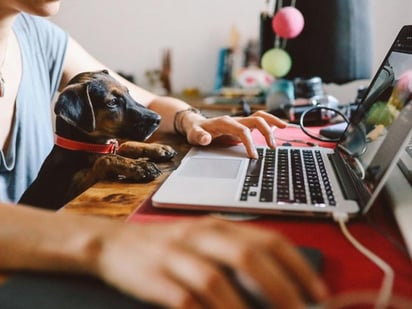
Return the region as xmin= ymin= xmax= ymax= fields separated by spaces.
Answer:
xmin=61 ymin=132 xmax=191 ymax=221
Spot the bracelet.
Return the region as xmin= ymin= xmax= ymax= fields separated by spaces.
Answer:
xmin=173 ymin=107 xmax=202 ymax=136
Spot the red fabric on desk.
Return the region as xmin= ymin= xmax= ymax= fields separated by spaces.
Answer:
xmin=128 ymin=197 xmax=412 ymax=299
xmin=127 ymin=128 xmax=412 ymax=301
xmin=272 ymin=125 xmax=336 ymax=148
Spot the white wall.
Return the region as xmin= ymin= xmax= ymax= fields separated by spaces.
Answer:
xmin=370 ymin=1 xmax=412 ymax=71
xmin=52 ymin=1 xmax=412 ymax=94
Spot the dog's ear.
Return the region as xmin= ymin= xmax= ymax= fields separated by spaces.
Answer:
xmin=54 ymin=83 xmax=96 ymax=132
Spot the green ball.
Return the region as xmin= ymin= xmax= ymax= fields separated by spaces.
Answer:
xmin=261 ymin=48 xmax=292 ymax=77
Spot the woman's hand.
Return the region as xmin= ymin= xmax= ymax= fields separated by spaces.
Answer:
xmin=179 ymin=110 xmax=288 ymax=158
xmin=95 ymin=217 xmax=328 ymax=309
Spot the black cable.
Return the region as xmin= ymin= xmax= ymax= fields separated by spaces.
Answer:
xmin=299 ymin=105 xmax=350 ymax=142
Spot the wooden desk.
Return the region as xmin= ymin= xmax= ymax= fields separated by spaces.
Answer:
xmin=61 ymin=132 xmax=190 ymax=220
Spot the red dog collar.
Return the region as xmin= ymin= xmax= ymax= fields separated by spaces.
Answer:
xmin=55 ymin=135 xmax=119 ymax=154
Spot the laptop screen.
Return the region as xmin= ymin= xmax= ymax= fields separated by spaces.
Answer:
xmin=339 ymin=26 xmax=412 ymax=198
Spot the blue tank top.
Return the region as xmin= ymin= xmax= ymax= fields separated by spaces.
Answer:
xmin=0 ymin=13 xmax=68 ymax=203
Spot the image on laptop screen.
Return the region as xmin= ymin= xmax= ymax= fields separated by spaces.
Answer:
xmin=339 ymin=27 xmax=412 ymax=203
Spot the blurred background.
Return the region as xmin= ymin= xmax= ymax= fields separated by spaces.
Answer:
xmin=51 ymin=0 xmax=412 ymax=95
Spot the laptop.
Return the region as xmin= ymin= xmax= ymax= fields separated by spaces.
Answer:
xmin=385 ymin=163 xmax=412 ymax=259
xmin=398 ymin=137 xmax=412 ymax=184
xmin=152 ymin=26 xmax=412 ymax=218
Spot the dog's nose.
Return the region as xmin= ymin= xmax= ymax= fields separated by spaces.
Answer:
xmin=150 ymin=114 xmax=161 ymax=128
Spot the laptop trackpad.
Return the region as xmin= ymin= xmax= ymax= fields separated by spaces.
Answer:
xmin=179 ymin=158 xmax=243 ymax=179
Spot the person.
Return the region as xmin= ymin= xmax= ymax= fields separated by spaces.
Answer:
xmin=0 ymin=1 xmax=328 ymax=308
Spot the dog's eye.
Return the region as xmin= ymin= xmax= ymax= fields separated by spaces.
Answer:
xmin=107 ymin=97 xmax=119 ymax=108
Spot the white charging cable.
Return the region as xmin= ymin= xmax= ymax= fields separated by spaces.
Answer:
xmin=333 ymin=213 xmax=394 ymax=308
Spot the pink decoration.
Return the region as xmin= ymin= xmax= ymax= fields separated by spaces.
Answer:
xmin=236 ymin=67 xmax=274 ymax=89
xmin=272 ymin=6 xmax=304 ymax=39
xmin=397 ymin=70 xmax=412 ymax=92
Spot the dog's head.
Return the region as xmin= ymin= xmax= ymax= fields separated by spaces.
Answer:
xmin=54 ymin=70 xmax=161 ymax=142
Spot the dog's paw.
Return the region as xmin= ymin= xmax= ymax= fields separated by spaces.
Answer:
xmin=127 ymin=159 xmax=162 ymax=182
xmin=118 ymin=141 xmax=177 ymax=162
xmin=93 ymin=155 xmax=162 ymax=183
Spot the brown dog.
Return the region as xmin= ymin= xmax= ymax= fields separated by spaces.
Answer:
xmin=19 ymin=70 xmax=176 ymax=210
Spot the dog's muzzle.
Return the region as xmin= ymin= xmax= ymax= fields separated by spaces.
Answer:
xmin=129 ymin=113 xmax=161 ymax=141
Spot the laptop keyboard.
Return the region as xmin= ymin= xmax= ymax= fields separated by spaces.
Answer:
xmin=240 ymin=148 xmax=336 ymax=206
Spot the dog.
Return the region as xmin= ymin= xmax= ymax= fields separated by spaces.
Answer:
xmin=19 ymin=70 xmax=176 ymax=210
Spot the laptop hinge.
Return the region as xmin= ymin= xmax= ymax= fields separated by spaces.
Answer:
xmin=328 ymin=152 xmax=370 ymax=207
